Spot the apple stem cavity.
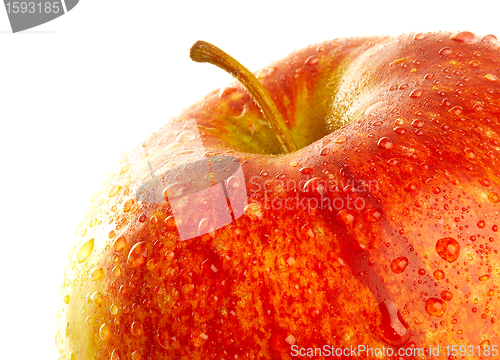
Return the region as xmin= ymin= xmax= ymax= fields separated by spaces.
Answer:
xmin=190 ymin=40 xmax=298 ymax=154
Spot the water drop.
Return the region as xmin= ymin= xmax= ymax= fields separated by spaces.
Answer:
xmin=305 ymin=56 xmax=319 ymax=65
xmin=411 ymin=119 xmax=424 ymax=128
xmin=299 ymin=167 xmax=313 ymax=175
xmin=371 ymin=300 xmax=411 ymax=347
xmin=409 ymin=89 xmax=423 ymax=98
xmin=438 ymin=47 xmax=452 ymax=56
xmin=163 ymin=182 xmax=188 ymax=200
xmin=450 ymin=31 xmax=477 ymax=44
xmin=488 ymin=192 xmax=500 ymax=203
xmin=320 ymin=147 xmax=331 ymax=156
xmin=418 ymin=269 xmax=426 ymax=276
xmin=441 ymin=290 xmax=453 ymax=301
xmin=433 ymin=270 xmax=445 ymax=280
xmin=469 ymin=60 xmax=481 ymax=67
xmin=226 ymin=175 xmax=241 ymax=189
xmin=425 ymin=298 xmax=447 ymax=317
xmin=363 ymin=208 xmax=383 ymax=223
xmin=244 ymin=203 xmax=262 ymax=220
xmin=393 ymin=126 xmax=406 ymax=135
xmin=127 ymin=242 xmax=147 ymax=268
xmin=108 ymin=185 xmax=121 ymax=197
xmin=110 ymin=303 xmax=119 ymax=315
xmin=435 ymin=237 xmax=460 ymax=263
xmin=448 ymin=106 xmax=463 ymax=116
xmin=131 ymin=350 xmax=142 ymax=360
xmin=391 ymin=257 xmax=409 ymax=274
xmin=276 ymin=173 xmax=287 ymax=180
xmin=485 ymin=74 xmax=497 ymax=82
xmin=91 ymin=268 xmax=104 ymax=281
xmin=477 ymin=220 xmax=486 ymax=228
xmin=377 ymin=137 xmax=393 ymax=149
xmin=432 ymin=186 xmax=441 ymax=194
xmin=176 ymin=130 xmax=196 ymax=142
xmin=479 ymin=274 xmax=490 ymax=282
xmin=131 ymin=321 xmax=144 ymax=337
xmin=99 ymin=324 xmax=110 ymax=340
xmin=113 ymin=236 xmax=127 ymax=252
xmin=464 ymin=148 xmax=476 ymax=159
xmin=403 ymin=183 xmax=417 ymax=192
xmin=123 ymin=199 xmax=134 ymax=212
xmin=334 ymin=135 xmax=347 ymax=143
xmin=111 ymin=350 xmax=121 ymax=360
xmin=413 ymin=33 xmax=425 ymax=40
xmin=77 ymin=239 xmax=94 ymax=263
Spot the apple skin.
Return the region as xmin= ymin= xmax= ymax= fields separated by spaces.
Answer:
xmin=56 ymin=31 xmax=500 ymax=360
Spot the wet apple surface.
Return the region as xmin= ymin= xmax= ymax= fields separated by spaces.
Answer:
xmin=57 ymin=31 xmax=500 ymax=359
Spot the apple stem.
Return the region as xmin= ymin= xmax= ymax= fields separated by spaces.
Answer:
xmin=190 ymin=40 xmax=298 ymax=154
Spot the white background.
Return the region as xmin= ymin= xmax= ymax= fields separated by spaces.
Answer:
xmin=0 ymin=1 xmax=499 ymax=359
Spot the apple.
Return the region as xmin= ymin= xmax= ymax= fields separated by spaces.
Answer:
xmin=56 ymin=31 xmax=500 ymax=360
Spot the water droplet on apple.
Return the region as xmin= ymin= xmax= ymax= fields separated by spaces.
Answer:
xmin=425 ymin=298 xmax=447 ymax=317
xmin=413 ymin=33 xmax=425 ymax=40
xmin=411 ymin=119 xmax=424 ymax=128
xmin=334 ymin=135 xmax=347 ymax=143
xmin=409 ymin=89 xmax=423 ymax=98
xmin=463 ymin=148 xmax=476 ymax=159
xmin=113 ymin=236 xmax=127 ymax=253
xmin=377 ymin=137 xmax=393 ymax=149
xmin=433 ymin=270 xmax=445 ymax=280
xmin=438 ymin=47 xmax=452 ymax=56
xmin=111 ymin=349 xmax=121 ymax=360
xmin=450 ymin=31 xmax=477 ymax=44
xmin=131 ymin=321 xmax=144 ymax=337
xmin=176 ymin=130 xmax=196 ymax=142
xmin=259 ymin=170 xmax=268 ymax=177
xmin=62 ymin=294 xmax=70 ymax=304
xmin=99 ymin=324 xmax=110 ymax=340
xmin=477 ymin=220 xmax=486 ymax=228
xmin=276 ymin=173 xmax=287 ymax=180
xmin=110 ymin=303 xmax=119 ymax=315
xmin=91 ymin=291 xmax=103 ymax=306
xmin=304 ymin=56 xmax=319 ymax=65
xmin=244 ymin=203 xmax=262 ymax=220
xmin=91 ymin=268 xmax=104 ymax=281
xmin=363 ymin=208 xmax=383 ymax=223
xmin=226 ymin=175 xmax=241 ymax=190
xmin=479 ymin=274 xmax=490 ymax=282
xmin=163 ymin=182 xmax=189 ymax=200
xmin=123 ymin=199 xmax=134 ymax=212
xmin=299 ymin=167 xmax=313 ymax=175
xmin=128 ymin=242 xmax=147 ymax=268
xmin=370 ymin=300 xmax=411 ymax=347
xmin=469 ymin=60 xmax=481 ymax=67
xmin=320 ymin=147 xmax=331 ymax=156
xmin=110 ymin=264 xmax=120 ymax=277
xmin=435 ymin=237 xmax=460 ymax=263
xmin=488 ymin=192 xmax=500 ymax=203
xmin=485 ymin=73 xmax=498 ymax=82
xmin=391 ymin=257 xmax=409 ymax=274
xmin=441 ymin=290 xmax=453 ymax=301
xmin=198 ymin=218 xmax=214 ymax=236
xmin=393 ymin=126 xmax=406 ymax=135
xmin=77 ymin=239 xmax=94 ymax=263
xmin=131 ymin=350 xmax=142 ymax=360
xmin=403 ymin=182 xmax=417 ymax=192
xmin=108 ymin=184 xmax=121 ymax=197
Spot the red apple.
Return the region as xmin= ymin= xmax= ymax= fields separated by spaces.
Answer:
xmin=56 ymin=31 xmax=500 ymax=360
